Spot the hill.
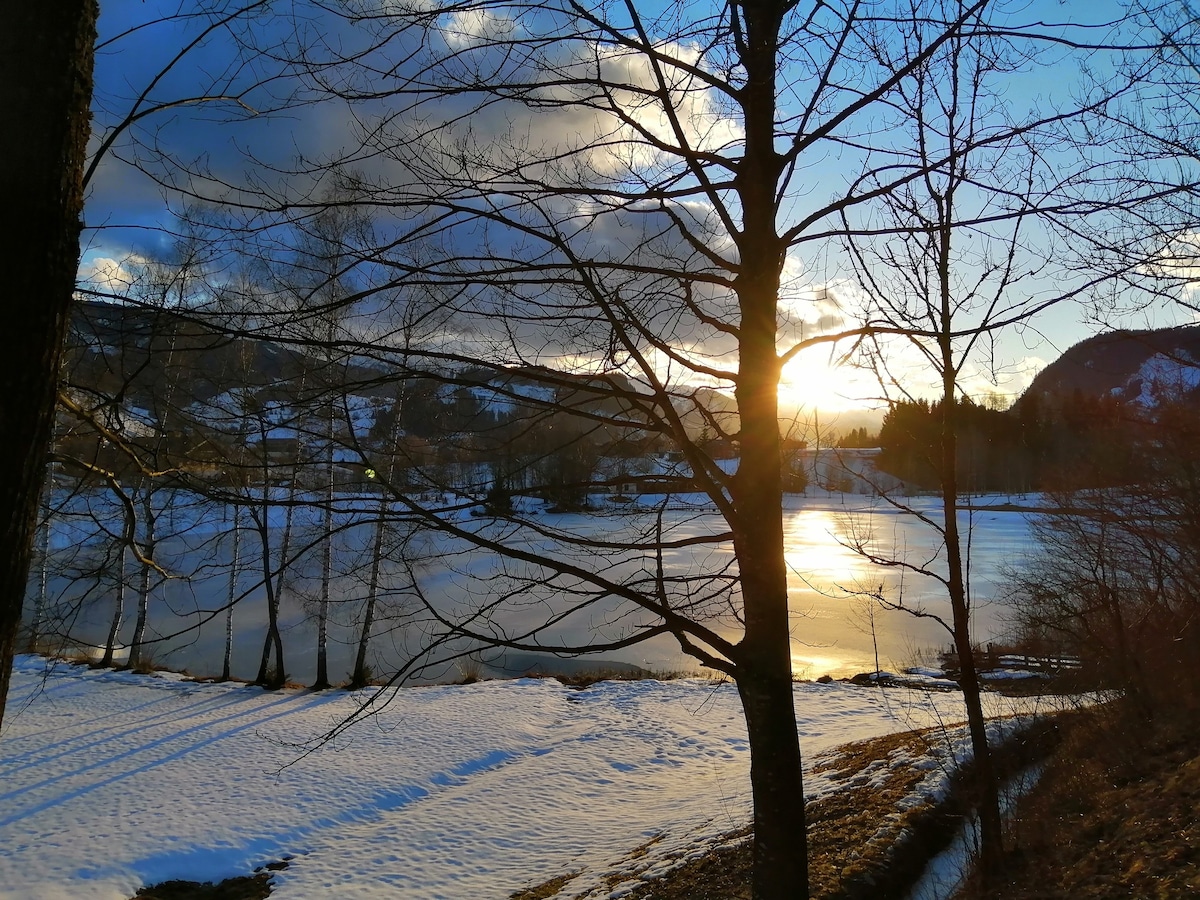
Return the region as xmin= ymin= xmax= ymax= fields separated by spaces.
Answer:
xmin=1021 ymin=324 xmax=1200 ymax=408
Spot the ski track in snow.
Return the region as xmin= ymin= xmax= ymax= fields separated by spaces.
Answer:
xmin=0 ymin=656 xmax=1054 ymax=900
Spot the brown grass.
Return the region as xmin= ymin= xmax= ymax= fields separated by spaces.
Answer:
xmin=509 ymin=870 xmax=584 ymax=900
xmin=966 ymin=703 xmax=1200 ymax=899
xmin=132 ymin=874 xmax=272 ymax=900
xmin=614 ymin=728 xmax=966 ymax=900
xmin=607 ymin=718 xmax=1064 ymax=900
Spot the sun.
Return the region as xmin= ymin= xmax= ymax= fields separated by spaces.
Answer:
xmin=778 ymin=349 xmax=875 ymax=414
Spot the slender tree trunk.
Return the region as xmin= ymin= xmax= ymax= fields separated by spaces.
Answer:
xmin=313 ymin=419 xmax=334 ymax=690
xmin=255 ymin=503 xmax=274 ymax=684
xmin=101 ymin=545 xmax=127 ymax=668
xmin=28 ymin=491 xmax=53 ymax=652
xmin=0 ymin=0 xmax=98 ymax=728
xmin=270 ymin=486 xmax=294 ymax=685
xmin=255 ymin=486 xmax=291 ymax=689
xmin=352 ymin=497 xmax=388 ymax=689
xmin=937 ymin=233 xmax=1002 ymax=883
xmin=257 ymin=466 xmax=297 ymax=689
xmin=314 ymin=535 xmax=331 ymax=689
xmin=222 ymin=504 xmax=241 ymax=682
xmin=254 ymin=504 xmax=287 ymax=689
xmin=255 ymin=381 xmax=306 ymax=689
xmin=129 ymin=488 xmax=156 ymax=669
xmin=353 ymin=406 xmax=403 ymax=690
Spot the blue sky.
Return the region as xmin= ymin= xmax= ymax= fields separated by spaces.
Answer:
xmin=79 ymin=0 xmax=1198 ymax=411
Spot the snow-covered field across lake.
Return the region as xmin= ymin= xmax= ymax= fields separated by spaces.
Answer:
xmin=0 ymin=655 xmax=1064 ymax=900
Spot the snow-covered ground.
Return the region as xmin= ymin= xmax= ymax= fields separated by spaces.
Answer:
xmin=0 ymin=655 xmax=1064 ymax=900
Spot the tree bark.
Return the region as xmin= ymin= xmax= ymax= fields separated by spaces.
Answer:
xmin=0 ymin=1 xmax=98 ymax=727
xmin=129 ymin=488 xmax=156 ymax=670
xmin=222 ymin=504 xmax=241 ymax=682
xmin=313 ymin=409 xmax=334 ymax=690
xmin=254 ymin=421 xmax=290 ymax=690
xmin=731 ymin=4 xmax=808 ymax=896
xmin=938 ymin=248 xmax=1003 ymax=882
xmin=28 ymin=488 xmax=53 ymax=652
xmin=351 ymin=496 xmax=388 ymax=690
xmin=101 ymin=545 xmax=128 ymax=668
xmin=735 ymin=664 xmax=808 ymax=899
xmin=255 ymin=487 xmax=290 ymax=690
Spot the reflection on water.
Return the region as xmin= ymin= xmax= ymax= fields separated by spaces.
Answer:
xmin=39 ymin=495 xmax=1036 ymax=683
xmin=778 ymin=499 xmax=1034 ymax=678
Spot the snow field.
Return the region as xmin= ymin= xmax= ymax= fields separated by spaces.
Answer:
xmin=0 ymin=656 xmax=1051 ymax=899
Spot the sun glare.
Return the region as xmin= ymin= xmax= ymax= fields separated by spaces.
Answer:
xmin=778 ymin=351 xmax=874 ymax=413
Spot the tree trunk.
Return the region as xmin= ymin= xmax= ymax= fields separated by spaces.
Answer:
xmin=222 ymin=504 xmax=241 ymax=682
xmin=313 ymin=422 xmax=334 ymax=690
xmin=731 ymin=4 xmax=807 ymax=897
xmin=129 ymin=488 xmax=156 ymax=670
xmin=101 ymin=545 xmax=128 ymax=668
xmin=735 ymin=666 xmax=808 ymax=900
xmin=0 ymin=0 xmax=98 ymax=728
xmin=254 ymin=446 xmax=292 ymax=690
xmin=255 ymin=488 xmax=290 ymax=690
xmin=351 ymin=497 xmax=388 ymax=689
xmin=938 ymin=287 xmax=1003 ymax=885
xmin=28 ymin=490 xmax=53 ymax=652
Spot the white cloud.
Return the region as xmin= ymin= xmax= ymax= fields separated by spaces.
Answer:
xmin=77 ymin=255 xmax=144 ymax=295
xmin=412 ymin=31 xmax=744 ymax=183
xmin=439 ymin=8 xmax=518 ymax=48
xmin=1146 ymin=232 xmax=1200 ymax=293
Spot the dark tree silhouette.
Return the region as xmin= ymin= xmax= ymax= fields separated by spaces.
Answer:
xmin=0 ymin=1 xmax=98 ymax=729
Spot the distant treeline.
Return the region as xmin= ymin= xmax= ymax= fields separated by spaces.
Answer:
xmin=875 ymin=391 xmax=1187 ymax=493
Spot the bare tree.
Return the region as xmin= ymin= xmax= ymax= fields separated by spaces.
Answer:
xmin=1007 ymin=400 xmax=1200 ymax=714
xmin=204 ymin=4 xmax=1103 ymax=895
xmin=832 ymin=0 xmax=1192 ymax=881
xmin=38 ymin=1 xmax=1191 ymax=896
xmin=837 ymin=1 xmax=1044 ymax=877
xmin=286 ymin=184 xmax=374 ymax=690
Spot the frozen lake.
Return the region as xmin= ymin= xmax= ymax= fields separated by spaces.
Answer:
xmin=31 ymin=492 xmax=1039 ymax=682
xmin=776 ymin=496 xmax=1034 ymax=677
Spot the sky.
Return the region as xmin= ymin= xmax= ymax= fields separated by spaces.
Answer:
xmin=78 ymin=0 xmax=1199 ymax=415
xmin=0 ymin=654 xmax=1059 ymax=899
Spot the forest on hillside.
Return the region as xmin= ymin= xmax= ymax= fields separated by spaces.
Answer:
xmin=873 ymin=392 xmax=1198 ymax=494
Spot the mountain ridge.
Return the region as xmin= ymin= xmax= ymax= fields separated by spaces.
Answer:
xmin=1021 ymin=324 xmax=1200 ymax=408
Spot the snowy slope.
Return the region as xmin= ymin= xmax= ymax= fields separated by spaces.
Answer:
xmin=1119 ymin=349 xmax=1200 ymax=406
xmin=0 ymin=656 xmax=1050 ymax=900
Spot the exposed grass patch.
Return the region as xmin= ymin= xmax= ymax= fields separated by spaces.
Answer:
xmin=620 ymin=831 xmax=753 ymax=900
xmin=508 ymin=869 xmax=584 ymax=900
xmin=616 ymin=729 xmax=943 ymax=900
xmin=615 ymin=719 xmax=1061 ymax=900
xmin=133 ymin=874 xmax=271 ymax=900
xmin=128 ymin=658 xmax=175 ymax=676
xmin=131 ymin=859 xmax=289 ymax=900
xmin=965 ymin=703 xmax=1200 ymax=899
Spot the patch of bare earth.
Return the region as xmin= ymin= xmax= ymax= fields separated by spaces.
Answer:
xmin=509 ymin=870 xmax=586 ymax=900
xmin=130 ymin=859 xmax=289 ymax=900
xmin=517 ymin=727 xmax=979 ymax=900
